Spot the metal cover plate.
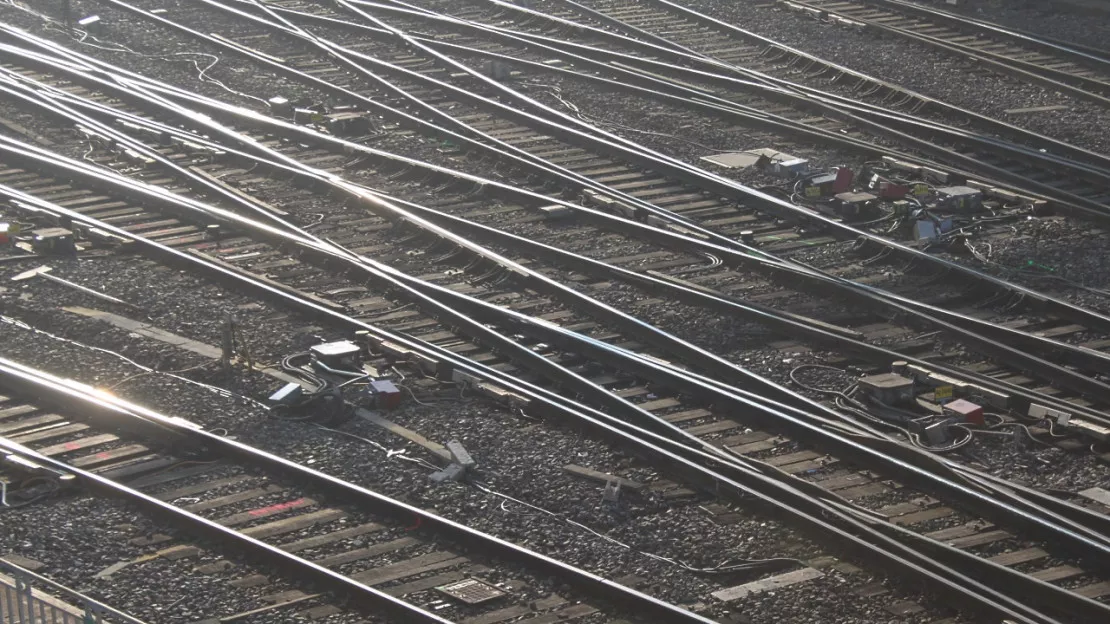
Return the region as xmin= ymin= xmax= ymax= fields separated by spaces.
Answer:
xmin=436 ymin=578 xmax=507 ymax=604
xmin=700 ymin=149 xmax=796 ymax=169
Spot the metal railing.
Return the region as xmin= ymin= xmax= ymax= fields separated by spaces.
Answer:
xmin=0 ymin=559 xmax=148 ymax=624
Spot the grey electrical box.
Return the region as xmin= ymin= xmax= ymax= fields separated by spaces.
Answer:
xmin=310 ymin=340 xmax=361 ymax=367
xmin=936 ymin=186 xmax=982 ymax=212
xmin=267 ymin=96 xmax=293 ymax=117
xmin=858 ymin=373 xmax=915 ymax=406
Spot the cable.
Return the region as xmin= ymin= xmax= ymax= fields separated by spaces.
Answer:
xmin=0 ymin=315 xmax=270 ymax=410
xmin=791 ymin=365 xmax=974 ymax=453
xmin=526 ymin=82 xmax=735 ymax=153
xmin=0 ymin=477 xmax=61 ymax=509
xmin=312 ymin=424 xmax=440 ymax=471
xmin=2 ymin=0 xmax=266 ymax=104
xmin=470 ymin=480 xmax=803 ymax=575
xmin=107 ymin=360 xmax=215 ymax=390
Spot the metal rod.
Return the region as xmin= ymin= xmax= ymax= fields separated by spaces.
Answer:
xmin=34 ymin=272 xmax=139 ymax=310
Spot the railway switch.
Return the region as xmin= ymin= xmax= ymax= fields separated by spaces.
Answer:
xmin=859 ymin=373 xmax=915 ymax=406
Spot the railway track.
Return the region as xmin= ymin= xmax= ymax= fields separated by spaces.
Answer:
xmin=0 ymin=358 xmax=712 ymax=624
xmin=70 ymin=1 xmax=1110 ymax=318
xmin=4 ymin=3 xmax=1110 ymax=622
xmin=46 ymin=0 xmax=1110 ymax=411
xmin=445 ymin=0 xmax=1110 ymax=210
xmin=4 ymin=176 xmax=1110 ymax=623
xmin=0 ymin=21 xmax=1107 ymax=452
xmin=0 ymin=23 xmax=1109 ymax=624
xmin=78 ymin=0 xmax=1110 ymax=231
xmin=772 ymin=0 xmax=1110 ymax=106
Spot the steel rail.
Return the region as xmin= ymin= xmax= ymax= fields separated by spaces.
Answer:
xmin=285 ymin=0 xmax=1110 ymax=196
xmin=6 ymin=30 xmax=1110 ymax=437
xmin=0 ymin=74 xmax=301 ymax=236
xmin=0 ymin=39 xmax=1103 ymax=430
xmin=73 ymin=4 xmax=1110 ymax=351
xmin=6 ymin=155 xmax=1101 ymax=564
xmin=0 ymin=362 xmax=712 ymax=624
xmin=0 ymin=18 xmax=1105 ymax=604
xmin=858 ymin=0 xmax=1110 ymax=70
xmin=205 ymin=0 xmax=1110 ymax=345
xmin=6 ymin=147 xmax=1110 ymax=608
xmin=0 ymin=436 xmax=452 ymax=622
xmin=334 ymin=0 xmax=1110 ymax=218
xmin=425 ymin=0 xmax=1110 ymax=214
xmin=779 ymin=0 xmax=1110 ymax=106
xmin=0 ymin=133 xmax=690 ymax=443
xmin=0 ymin=355 xmax=1089 ymax=624
xmin=4 ymin=32 xmax=1109 ymax=429
xmin=10 ymin=45 xmax=1106 ymax=441
xmin=5 ymin=176 xmax=1107 ymax=621
xmin=180 ymin=0 xmax=743 ymax=248
xmin=185 ymin=4 xmax=1110 ymax=357
xmin=257 ymin=4 xmax=1110 ymax=388
xmin=6 ymin=25 xmax=1110 ymax=559
xmin=306 ymin=6 xmax=1110 ymax=358
xmin=480 ymin=0 xmax=1110 ymax=175
xmin=2 ymin=54 xmax=1101 ymax=475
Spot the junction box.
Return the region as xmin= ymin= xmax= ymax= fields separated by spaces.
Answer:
xmin=943 ymin=399 xmax=985 ymax=426
xmin=369 ymin=379 xmax=402 ymax=410
xmin=31 ymin=228 xmax=76 ymax=255
xmin=935 ymin=186 xmax=982 ymax=212
xmin=858 ymin=373 xmax=915 ymax=406
xmin=310 ymin=340 xmax=362 ymax=369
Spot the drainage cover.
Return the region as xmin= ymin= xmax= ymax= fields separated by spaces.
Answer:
xmin=436 ymin=578 xmax=507 ymax=604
